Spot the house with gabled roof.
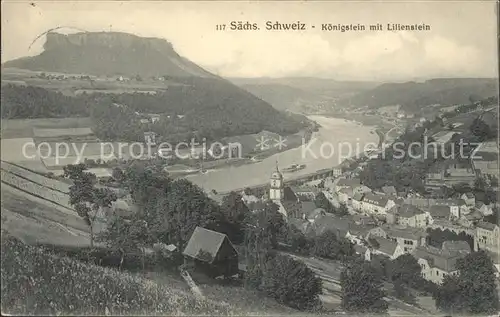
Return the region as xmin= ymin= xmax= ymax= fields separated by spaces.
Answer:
xmin=183 ymin=227 xmax=239 ymax=278
xmin=391 ymin=204 xmax=430 ymax=228
xmin=442 ymin=240 xmax=471 ymax=254
xmin=351 ymin=193 xmax=364 ymax=211
xmin=290 ymin=186 xmax=320 ymax=201
xmin=413 ymin=246 xmax=467 ymax=284
xmin=428 ymin=205 xmax=452 ymax=221
xmin=382 ymin=225 xmax=428 ymax=253
xmin=302 ymin=206 xmax=327 ymax=223
xmin=335 ymin=178 xmax=361 ymax=193
xmin=476 ymin=221 xmax=499 ymax=253
xmin=460 ymin=192 xmax=476 ymax=206
xmin=360 ymin=193 xmax=395 ymax=215
xmin=354 ymin=244 xmax=372 ymax=261
xmin=475 ymin=201 xmax=493 ymax=216
xmin=369 ymin=236 xmax=403 ymax=260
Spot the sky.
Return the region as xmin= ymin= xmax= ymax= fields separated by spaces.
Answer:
xmin=1 ymin=1 xmax=498 ymax=81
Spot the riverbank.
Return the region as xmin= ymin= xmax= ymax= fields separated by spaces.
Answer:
xmin=185 ymin=115 xmax=378 ymax=193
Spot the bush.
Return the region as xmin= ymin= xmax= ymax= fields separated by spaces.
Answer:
xmin=312 ymin=230 xmax=354 ymax=260
xmin=1 ymin=236 xmax=229 ymax=315
xmin=260 ymin=254 xmax=322 ymax=311
xmin=39 ymin=244 xmax=182 ymax=272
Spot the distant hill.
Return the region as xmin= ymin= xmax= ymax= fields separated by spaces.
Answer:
xmin=336 ymin=78 xmax=498 ymax=112
xmin=228 ymin=77 xmax=378 ymax=112
xmin=3 ymin=32 xmax=214 ymax=78
xmin=1 ymin=32 xmax=310 ymax=142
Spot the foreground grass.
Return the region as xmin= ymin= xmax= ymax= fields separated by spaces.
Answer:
xmin=1 ymin=234 xmax=230 ymax=315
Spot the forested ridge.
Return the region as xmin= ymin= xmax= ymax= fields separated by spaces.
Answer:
xmin=1 ymin=83 xmax=309 ymax=143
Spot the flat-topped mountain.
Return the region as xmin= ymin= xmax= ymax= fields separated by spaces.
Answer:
xmin=3 ymin=32 xmax=214 ymax=78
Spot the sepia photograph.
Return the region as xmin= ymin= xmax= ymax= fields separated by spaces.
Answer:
xmin=1 ymin=0 xmax=499 ymax=315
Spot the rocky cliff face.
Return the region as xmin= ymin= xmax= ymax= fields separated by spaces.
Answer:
xmin=4 ymin=32 xmax=215 ymax=78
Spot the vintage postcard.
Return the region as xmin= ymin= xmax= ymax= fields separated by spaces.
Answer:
xmin=1 ymin=0 xmax=499 ymax=315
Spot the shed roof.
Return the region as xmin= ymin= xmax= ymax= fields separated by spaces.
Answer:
xmin=182 ymin=227 xmax=231 ymax=263
xmin=372 ymin=237 xmax=398 ymax=256
xmin=429 ymin=205 xmax=451 ymax=219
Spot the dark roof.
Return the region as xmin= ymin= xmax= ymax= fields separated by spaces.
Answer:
xmin=413 ymin=246 xmax=466 ymax=272
xmin=301 ymin=201 xmax=318 ymax=217
xmin=182 ymin=227 xmax=232 ymax=263
xmin=305 ymin=208 xmax=326 ymax=220
xmin=381 ymin=186 xmax=397 ymax=195
xmin=283 ymin=186 xmax=298 ymax=202
xmin=372 ymin=237 xmax=398 ymax=256
xmin=398 ymin=204 xmax=425 ymax=218
xmin=442 ymin=241 xmax=471 ymax=254
xmin=310 ymin=214 xmax=350 ymax=238
xmin=385 ymin=226 xmax=427 ymax=240
xmin=429 ymin=205 xmax=451 ymax=219
xmin=337 ymin=178 xmax=361 ymax=187
xmin=348 ymin=223 xmax=374 ymax=237
xmin=290 ymin=186 xmax=320 ymax=194
xmin=362 ymin=193 xmax=390 ymax=207
xmin=352 ymin=193 xmax=364 ymax=201
xmin=477 ymin=221 xmax=498 ymax=231
xmin=354 ymin=244 xmax=368 ymax=254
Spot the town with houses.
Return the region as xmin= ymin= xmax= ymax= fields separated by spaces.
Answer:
xmin=1 ymin=2 xmax=500 ymax=316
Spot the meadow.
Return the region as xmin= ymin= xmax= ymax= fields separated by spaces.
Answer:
xmin=1 ymin=234 xmax=231 ymax=316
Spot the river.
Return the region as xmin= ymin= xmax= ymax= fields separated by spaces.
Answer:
xmin=185 ymin=115 xmax=379 ymax=193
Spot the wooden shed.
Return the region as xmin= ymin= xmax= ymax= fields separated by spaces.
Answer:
xmin=182 ymin=227 xmax=239 ymax=278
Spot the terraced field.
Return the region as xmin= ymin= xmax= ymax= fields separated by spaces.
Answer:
xmin=1 ymin=169 xmax=72 ymax=209
xmin=1 ymin=161 xmax=70 ymax=193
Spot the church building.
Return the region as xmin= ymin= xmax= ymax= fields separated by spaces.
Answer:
xmin=269 ymin=162 xmax=302 ymax=219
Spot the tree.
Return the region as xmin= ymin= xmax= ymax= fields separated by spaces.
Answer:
xmin=155 ymin=179 xmax=223 ymax=253
xmin=243 ymin=202 xmax=285 ymax=289
xmin=260 ymin=254 xmax=322 ymax=311
xmin=283 ymin=225 xmax=311 ymax=255
xmin=317 ymin=179 xmax=325 ymax=189
xmin=112 ymin=167 xmax=125 ymax=182
xmin=393 ymin=279 xmax=416 ymax=304
xmin=389 ymin=254 xmax=422 ymax=292
xmin=470 ymin=118 xmax=493 ymax=141
xmin=335 ymin=202 xmax=349 ymax=217
xmin=64 ymin=164 xmax=117 ymax=248
xmin=216 ymin=191 xmax=249 ymax=243
xmin=97 ymin=215 xmax=148 ymax=270
xmin=434 ymin=250 xmax=499 ymax=314
xmin=426 ymin=228 xmax=474 ymax=250
xmin=474 ymin=177 xmax=488 ymax=192
xmin=312 ymin=230 xmax=353 ymax=260
xmin=341 ymin=258 xmax=388 ymax=313
xmin=452 ymin=182 xmax=472 ymax=195
xmin=314 ymin=192 xmax=334 ymax=213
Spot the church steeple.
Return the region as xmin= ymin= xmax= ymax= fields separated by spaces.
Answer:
xmin=270 ymin=160 xmax=284 ymax=202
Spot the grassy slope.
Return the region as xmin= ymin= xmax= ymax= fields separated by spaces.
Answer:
xmin=1 ymin=182 xmax=297 ymax=315
xmin=0 ymin=233 xmax=230 ymax=316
